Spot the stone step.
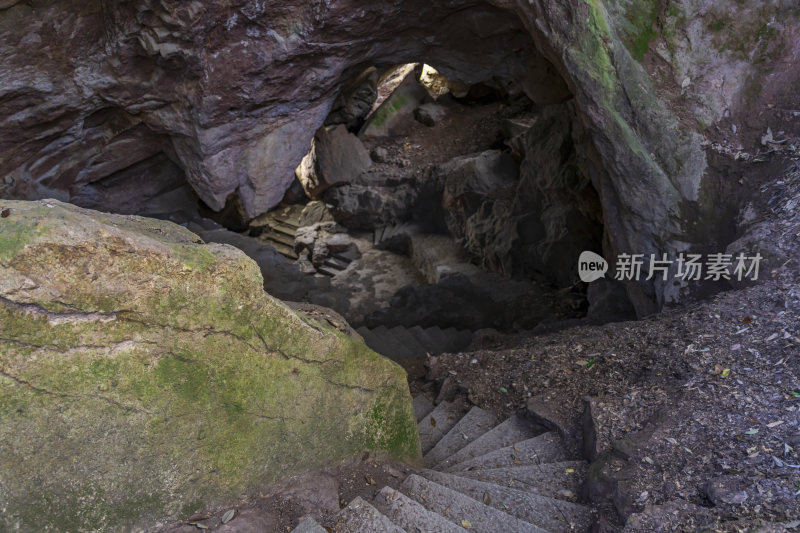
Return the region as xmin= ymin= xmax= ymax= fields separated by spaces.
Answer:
xmin=317 ymin=265 xmax=339 ymax=277
xmin=424 ymin=406 xmax=498 ymax=468
xmin=329 ymin=496 xmax=405 ymax=533
xmin=388 ymin=325 xmax=427 ymax=358
xmin=441 ymin=327 xmax=473 ymax=353
xmin=421 ymin=326 xmax=449 ymax=352
xmin=323 ymin=256 xmax=351 ymax=270
xmin=374 ymin=486 xmax=469 ymax=533
xmin=400 ymin=474 xmax=545 ymax=533
xmin=408 ymin=325 xmax=437 ymax=353
xmin=439 ymin=415 xmax=537 ymax=471
xmin=456 ymin=461 xmax=589 ymax=501
xmin=290 ymin=517 xmax=328 ymax=533
xmin=369 ymin=325 xmax=414 ymax=360
xmin=263 ymin=229 xmax=296 ymax=247
xmin=265 ymin=220 xmax=298 ymax=238
xmin=447 ymin=432 xmax=570 ymax=473
xmin=418 ymin=400 xmax=468 ymax=455
xmin=331 ymin=250 xmax=359 ymax=263
xmin=262 ymin=239 xmax=298 ymax=259
xmin=412 ymin=395 xmax=435 ymax=423
xmin=421 ymin=470 xmax=593 ymax=533
xmin=273 ymin=215 xmax=301 ymax=228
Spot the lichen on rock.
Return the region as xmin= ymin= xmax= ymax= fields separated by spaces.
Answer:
xmin=0 ymin=199 xmax=420 ymax=531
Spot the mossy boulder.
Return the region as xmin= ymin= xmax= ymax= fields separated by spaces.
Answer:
xmin=0 ymin=200 xmax=420 ymax=531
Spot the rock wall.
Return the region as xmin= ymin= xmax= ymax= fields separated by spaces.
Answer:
xmin=0 ymin=200 xmax=419 ymax=530
xmin=1 ymin=0 xmax=798 ymax=311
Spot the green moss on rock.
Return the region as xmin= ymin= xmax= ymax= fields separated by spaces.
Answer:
xmin=0 ymin=200 xmax=420 ymax=531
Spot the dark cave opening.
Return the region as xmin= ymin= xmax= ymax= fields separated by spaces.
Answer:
xmin=63 ymin=61 xmax=632 ymax=367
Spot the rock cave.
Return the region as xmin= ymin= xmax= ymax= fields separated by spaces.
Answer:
xmin=1 ymin=0 xmax=799 ymax=531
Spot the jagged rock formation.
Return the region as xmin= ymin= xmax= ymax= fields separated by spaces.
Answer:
xmin=0 ymin=200 xmax=419 ymax=531
xmin=1 ymin=0 xmax=798 ymax=310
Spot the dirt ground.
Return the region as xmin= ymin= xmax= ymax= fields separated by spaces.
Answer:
xmin=419 ymin=164 xmax=800 ymax=530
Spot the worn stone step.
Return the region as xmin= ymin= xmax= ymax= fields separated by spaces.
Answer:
xmin=374 ymin=486 xmax=469 ymax=533
xmin=290 ymin=516 xmax=328 ymax=533
xmin=400 ymin=474 xmax=545 ymax=533
xmin=324 ymin=256 xmax=350 ymax=270
xmin=262 ymin=239 xmax=298 ymax=259
xmin=331 ymin=250 xmax=358 ymax=263
xmin=447 ymin=432 xmax=570 ymax=473
xmin=370 ymin=325 xmax=414 ymax=360
xmin=421 ymin=470 xmax=593 ymax=533
xmin=317 ymin=265 xmax=339 ymax=277
xmin=329 ymin=496 xmax=405 ymax=533
xmin=274 ymin=217 xmax=301 ymax=230
xmin=263 ymin=228 xmax=296 ymax=247
xmin=456 ymin=461 xmax=589 ymax=501
xmin=408 ymin=325 xmax=437 ymax=353
xmin=418 ymin=400 xmax=468 ymax=454
xmin=425 ymin=406 xmax=498 ymax=468
xmin=422 ymin=326 xmax=449 ymax=352
xmin=440 ymin=328 xmax=472 ymax=353
xmin=266 ymin=220 xmax=298 ymax=238
xmin=440 ymin=416 xmax=537 ymax=471
xmin=413 ymin=395 xmax=435 ymax=423
xmin=388 ymin=325 xmax=428 ymax=357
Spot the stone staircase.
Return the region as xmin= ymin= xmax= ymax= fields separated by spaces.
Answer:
xmin=317 ymin=250 xmax=357 ymax=277
xmin=250 ymin=205 xmax=304 ymax=260
xmin=292 ymin=398 xmax=594 ymax=532
xmin=356 ymin=325 xmax=474 ymax=361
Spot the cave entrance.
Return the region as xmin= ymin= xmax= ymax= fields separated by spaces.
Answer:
xmin=61 ymin=62 xmax=626 ymax=381
xmin=239 ymin=63 xmax=627 ymax=377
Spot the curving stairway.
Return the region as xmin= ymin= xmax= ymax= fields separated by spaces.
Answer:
xmin=292 ymin=397 xmax=594 ymax=532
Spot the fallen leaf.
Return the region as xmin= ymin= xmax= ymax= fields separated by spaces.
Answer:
xmin=499 ymin=387 xmax=508 ymax=394
xmin=721 ymin=368 xmax=731 ymax=378
xmin=565 ymin=468 xmax=575 ymax=474
xmin=0 ymin=208 xmax=9 ymax=218
xmin=430 ymin=417 xmax=436 ymax=427
xmin=644 ymin=457 xmax=655 ymax=465
xmin=767 ymin=420 xmax=785 ymax=428
xmin=461 ymin=520 xmax=473 ymax=529
xmin=221 ymin=510 xmax=235 ymax=524
xmin=365 ymin=474 xmax=375 ymax=485
xmin=746 ymin=428 xmax=759 ymax=435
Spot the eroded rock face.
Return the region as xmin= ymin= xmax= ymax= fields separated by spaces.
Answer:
xmin=1 ymin=0 xmax=798 ymax=312
xmin=0 ymin=200 xmax=419 ymax=531
xmin=296 ymin=125 xmax=372 ymax=198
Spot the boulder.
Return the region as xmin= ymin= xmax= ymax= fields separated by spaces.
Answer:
xmin=296 ymin=125 xmax=372 ymax=199
xmin=323 ymin=181 xmax=418 ymax=230
xmin=413 ymin=103 xmax=447 ymax=127
xmin=370 ymin=147 xmax=390 ymax=163
xmin=0 ymin=200 xmax=419 ymax=531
